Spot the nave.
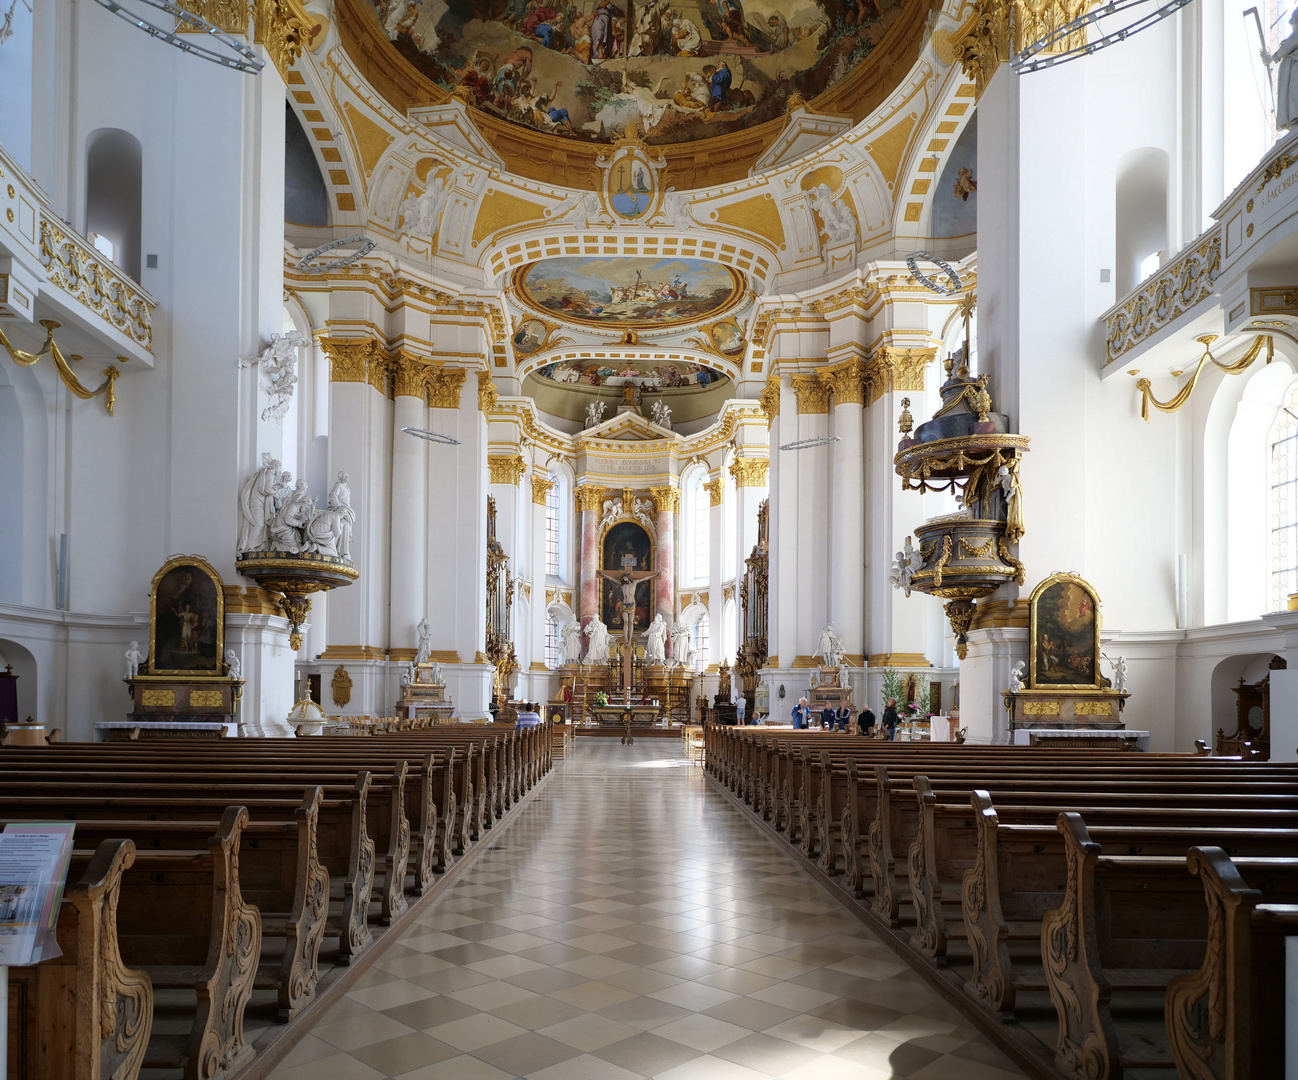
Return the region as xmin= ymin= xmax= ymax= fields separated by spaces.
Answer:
xmin=269 ymin=740 xmax=1025 ymax=1080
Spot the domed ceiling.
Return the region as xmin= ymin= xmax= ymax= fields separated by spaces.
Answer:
xmin=338 ymin=0 xmax=934 ymax=185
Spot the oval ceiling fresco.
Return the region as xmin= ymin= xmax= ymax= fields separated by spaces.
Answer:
xmin=513 ymin=256 xmax=744 ymax=328
xmin=361 ymin=0 xmax=917 ymax=147
xmin=532 ymin=357 xmax=726 ymax=389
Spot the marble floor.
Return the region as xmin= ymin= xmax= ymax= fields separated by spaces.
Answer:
xmin=268 ymin=740 xmax=1028 ymax=1080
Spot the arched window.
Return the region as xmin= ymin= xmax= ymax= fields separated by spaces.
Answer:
xmin=545 ymin=475 xmax=561 ymax=577
xmin=545 ymin=614 xmax=561 ymax=669
xmin=85 ymin=129 xmax=143 ymax=282
xmin=721 ymin=599 xmax=737 ymax=663
xmin=692 ymin=611 xmax=709 ymax=672
xmin=685 ymin=467 xmax=709 ymax=586
xmin=1270 ymin=384 xmax=1298 ymax=610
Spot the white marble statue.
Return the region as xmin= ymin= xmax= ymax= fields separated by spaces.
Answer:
xmin=1274 ymin=9 xmax=1298 ymax=129
xmin=669 ymin=620 xmax=695 ymax=669
xmin=643 ymin=613 xmax=668 ymax=665
xmin=430 ymin=660 xmax=444 ymax=685
xmin=415 ymin=618 xmax=432 ymax=666
xmin=1009 ymin=660 xmax=1026 ymax=695
xmin=585 ymin=400 xmax=607 ymax=429
xmin=124 ymin=640 xmax=143 ymax=680
xmin=399 ymin=165 xmax=469 ymax=240
xmin=632 ymin=496 xmax=657 ymax=537
xmin=598 ymin=496 xmax=624 ymax=533
xmin=223 ymin=648 xmax=242 ymax=680
xmin=269 ymin=479 xmax=313 ymax=553
xmin=304 ymin=471 xmax=355 ymax=560
xmin=584 ymin=617 xmax=611 ymax=664
xmin=560 ymin=618 xmax=584 ymax=665
xmin=400 ymin=662 xmax=414 ymax=687
xmin=237 ymin=452 xmax=282 ymax=554
xmin=806 ymin=183 xmax=858 ymax=244
xmin=890 ymin=537 xmax=924 ymax=597
xmin=649 ymin=399 xmax=672 ymax=430
xmin=1106 ymin=654 xmax=1128 ymax=695
xmin=816 ymin=624 xmax=845 ymax=669
xmin=240 ymin=330 xmax=308 ymax=423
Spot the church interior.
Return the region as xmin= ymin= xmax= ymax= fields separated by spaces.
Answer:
xmin=1 ymin=0 xmax=1298 ymax=1075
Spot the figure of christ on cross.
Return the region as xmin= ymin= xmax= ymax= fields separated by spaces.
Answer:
xmin=597 ymin=569 xmax=660 ymax=695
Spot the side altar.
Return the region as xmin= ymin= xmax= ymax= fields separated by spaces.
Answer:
xmin=397 ymin=655 xmax=455 ymax=723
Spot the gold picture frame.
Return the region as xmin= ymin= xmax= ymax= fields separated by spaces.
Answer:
xmin=147 ymin=554 xmax=225 ymax=677
xmin=1027 ymin=572 xmax=1105 ymax=691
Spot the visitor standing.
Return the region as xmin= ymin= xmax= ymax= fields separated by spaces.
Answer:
xmin=882 ymin=698 xmax=900 ymax=740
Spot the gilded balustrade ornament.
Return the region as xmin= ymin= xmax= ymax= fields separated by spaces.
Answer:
xmin=488 ymin=453 xmax=527 ymax=486
xmin=177 ymin=0 xmax=247 ymax=31
xmin=650 ymin=485 xmax=681 ymax=514
xmin=576 ymin=486 xmax=606 ymax=513
xmin=704 ymin=478 xmax=724 ymax=506
xmin=477 ymin=371 xmax=499 ymax=413
xmin=39 ymin=217 xmax=154 ymax=349
xmin=863 ymin=347 xmax=937 ymax=405
xmin=730 ymin=458 xmax=769 ymax=488
xmin=531 ymin=475 xmax=554 ymax=505
xmin=1136 ymin=334 xmax=1272 ymax=420
xmin=0 ymin=320 xmax=120 ymax=415
xmin=1105 ymin=234 xmax=1221 ymax=364
xmin=953 ymin=0 xmax=1094 ymax=96
xmin=791 ymin=372 xmax=832 ymax=414
xmin=426 ymin=367 xmax=466 ymax=408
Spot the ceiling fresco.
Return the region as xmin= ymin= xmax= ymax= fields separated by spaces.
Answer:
xmin=532 ymin=356 xmax=726 ymax=388
xmin=513 ymin=256 xmax=744 ymax=327
xmin=364 ymin=0 xmax=916 ymax=147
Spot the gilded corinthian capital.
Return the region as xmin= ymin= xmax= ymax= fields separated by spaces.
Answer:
xmin=426 ymin=368 xmax=467 ymax=409
xmin=532 ymin=475 xmax=554 ymax=505
xmin=758 ymin=377 xmax=781 ymax=426
xmin=320 ymin=336 xmax=384 ymax=383
xmin=576 ymin=486 xmax=605 ymax=513
xmin=953 ymin=0 xmax=1093 ymax=96
xmin=791 ymin=372 xmax=831 ymax=414
xmin=252 ymin=0 xmax=317 ymax=79
xmin=650 ymin=486 xmax=680 ymax=514
xmin=391 ymin=352 xmax=428 ymax=398
xmin=730 ymin=457 xmax=769 ymax=488
xmin=477 ymin=372 xmax=499 ymax=413
xmin=818 ymin=359 xmax=867 ymax=407
xmin=863 ymin=347 xmax=938 ymax=405
xmin=488 ymin=453 xmax=527 ymax=486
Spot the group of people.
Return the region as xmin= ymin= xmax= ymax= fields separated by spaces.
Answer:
xmin=789 ymin=696 xmax=902 ymax=739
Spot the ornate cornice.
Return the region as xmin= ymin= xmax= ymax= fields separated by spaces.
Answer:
xmin=758 ymin=377 xmax=781 ymax=426
xmin=488 ymin=452 xmax=527 ymax=486
xmin=320 ymin=335 xmax=383 ymax=383
xmin=791 ymin=372 xmax=832 ymax=415
xmin=818 ymin=358 xmax=867 ymax=407
xmin=426 ymin=367 xmax=467 ymax=409
xmin=477 ymin=371 xmax=499 ymax=413
xmin=532 ymin=475 xmax=554 ymax=506
xmin=863 ymin=347 xmax=937 ymax=405
xmin=651 ymin=486 xmax=681 ymax=514
xmin=576 ymin=486 xmax=605 ymax=513
xmin=704 ymin=478 xmax=724 ymax=506
xmin=730 ymin=458 xmax=769 ymax=488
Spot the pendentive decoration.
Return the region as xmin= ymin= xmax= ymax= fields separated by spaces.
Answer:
xmin=235 ymin=455 xmax=359 ymax=649
xmin=891 ymin=316 xmax=1030 ymax=659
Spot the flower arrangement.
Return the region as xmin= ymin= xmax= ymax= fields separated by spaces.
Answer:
xmin=594 ymin=691 xmax=609 ymax=706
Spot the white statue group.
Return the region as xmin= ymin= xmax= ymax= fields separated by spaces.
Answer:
xmin=237 ymin=454 xmax=355 ymax=560
xmin=649 ymin=399 xmax=672 ymax=430
xmin=584 ymin=400 xmax=607 ymax=429
xmin=889 ymin=537 xmax=925 ymax=597
xmin=816 ymin=624 xmax=845 ymax=669
xmin=805 ymin=183 xmax=858 ymax=244
xmin=558 ymin=611 xmax=696 ymax=667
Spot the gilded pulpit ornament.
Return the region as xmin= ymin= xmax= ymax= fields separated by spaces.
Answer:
xmin=236 ymin=458 xmax=359 ymax=649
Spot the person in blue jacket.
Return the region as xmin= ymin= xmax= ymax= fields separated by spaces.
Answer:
xmin=791 ymin=696 xmax=810 ymax=728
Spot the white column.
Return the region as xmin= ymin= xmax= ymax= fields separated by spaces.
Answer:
xmin=825 ymin=363 xmax=866 ymax=672
xmin=389 ymin=355 xmax=428 ymax=660
xmin=791 ymin=373 xmax=832 ymax=669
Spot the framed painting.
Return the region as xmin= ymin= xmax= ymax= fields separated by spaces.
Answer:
xmin=601 ymin=520 xmax=654 ymax=632
xmin=1027 ymin=572 xmax=1104 ymax=690
xmin=148 ymin=555 xmax=225 ymax=676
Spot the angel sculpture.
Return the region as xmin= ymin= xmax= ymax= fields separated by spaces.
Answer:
xmin=124 ymin=640 xmax=144 ymax=680
xmin=585 ymin=400 xmax=607 ymax=429
xmin=224 ymin=649 xmax=242 ymax=680
xmin=1009 ymin=660 xmax=1026 ymax=695
xmin=398 ymin=165 xmax=470 ymax=241
xmin=240 ymin=330 xmax=308 ymax=423
xmin=649 ymin=399 xmax=672 ymax=430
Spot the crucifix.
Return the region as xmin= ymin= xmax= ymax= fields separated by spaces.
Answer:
xmin=597 ymin=568 xmax=660 ymax=696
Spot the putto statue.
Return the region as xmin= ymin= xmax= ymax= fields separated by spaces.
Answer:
xmin=237 ymin=461 xmax=355 ymax=562
xmin=1009 ymin=660 xmax=1026 ymax=694
xmin=124 ymin=640 xmax=143 ymax=680
xmin=584 ymin=617 xmax=611 ymax=664
xmin=224 ymin=648 xmax=242 ymax=680
xmin=240 ymin=330 xmax=308 ymax=423
xmin=560 ymin=617 xmax=584 ymax=665
xmin=415 ymin=618 xmax=432 ymax=666
xmin=889 ymin=537 xmax=924 ymax=597
xmin=649 ymin=399 xmax=672 ymax=430
xmin=643 ymin=612 xmax=668 ymax=665
xmin=585 ymin=400 xmax=607 ymax=428
xmin=806 ymin=183 xmax=857 ymax=244
xmin=816 ymin=624 xmax=844 ymax=669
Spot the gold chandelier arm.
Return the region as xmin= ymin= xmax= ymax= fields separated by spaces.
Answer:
xmin=0 ymin=321 xmax=121 ymax=415
xmin=1137 ymin=335 xmax=1271 ymax=420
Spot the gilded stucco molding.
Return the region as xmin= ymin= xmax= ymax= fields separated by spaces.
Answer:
xmin=791 ymin=372 xmax=832 ymax=415
xmin=426 ymin=367 xmax=467 ymax=409
xmin=953 ymin=0 xmax=1092 ymax=97
xmin=650 ymin=486 xmax=681 ymax=514
xmin=531 ymin=475 xmax=554 ymax=505
xmin=758 ymin=377 xmax=781 ymax=426
xmin=488 ymin=452 xmax=527 ymax=486
xmin=730 ymin=458 xmax=769 ymax=488
xmin=576 ymin=485 xmax=606 ymax=513
xmin=1104 ymin=234 xmax=1221 ymax=364
xmin=391 ymin=351 xmax=427 ymax=398
xmin=320 ymin=335 xmax=383 ymax=383
xmin=177 ymin=0 xmax=247 ymax=32
xmin=818 ymin=358 xmax=867 ymax=407
xmin=863 ymin=347 xmax=937 ymax=404
xmin=39 ymin=217 xmax=154 ymax=350
xmin=477 ymin=371 xmax=499 ymax=413
xmin=252 ymin=0 xmax=317 ymax=79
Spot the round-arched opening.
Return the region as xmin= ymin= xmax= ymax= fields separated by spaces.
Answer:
xmin=86 ymin=128 xmax=143 ymax=282
xmin=0 ymin=639 xmax=38 ymax=727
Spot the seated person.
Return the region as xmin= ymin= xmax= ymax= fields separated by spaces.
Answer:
xmin=516 ymin=700 xmax=542 ymax=728
xmin=858 ymin=707 xmax=876 ymax=736
xmin=834 ymin=703 xmax=851 ymax=730
xmin=820 ymin=705 xmax=835 ymax=729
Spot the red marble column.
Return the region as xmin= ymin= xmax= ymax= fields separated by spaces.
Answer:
xmin=577 ymin=486 xmax=603 ymax=632
xmin=652 ymin=485 xmax=678 ymax=641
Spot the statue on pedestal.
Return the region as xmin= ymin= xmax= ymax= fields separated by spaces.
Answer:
xmin=1273 ymin=9 xmax=1298 ymax=129
xmin=124 ymin=641 xmax=143 ymax=680
xmin=816 ymin=624 xmax=845 ymax=669
xmin=560 ymin=618 xmax=583 ymax=665
xmin=643 ymin=613 xmax=668 ymax=665
xmin=1009 ymin=660 xmax=1026 ymax=694
xmin=669 ymin=620 xmax=694 ymax=669
xmin=224 ymin=649 xmax=242 ymax=680
xmin=415 ymin=618 xmax=432 ymax=666
xmin=584 ymin=617 xmax=611 ymax=664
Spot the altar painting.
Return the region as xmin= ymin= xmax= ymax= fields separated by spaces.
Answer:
xmin=365 ymin=0 xmax=912 ymax=146
xmin=516 ymin=256 xmax=742 ymax=328
xmin=1028 ymin=573 xmax=1103 ymax=689
xmin=149 ymin=557 xmax=225 ymax=675
xmin=602 ymin=521 xmax=653 ymax=631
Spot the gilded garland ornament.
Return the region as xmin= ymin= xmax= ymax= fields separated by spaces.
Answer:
xmin=0 ymin=320 xmax=120 ymax=415
xmin=1136 ymin=334 xmax=1271 ymax=420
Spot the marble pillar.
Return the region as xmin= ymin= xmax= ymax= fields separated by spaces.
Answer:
xmin=790 ymin=373 xmax=832 ymax=663
xmin=389 ymin=353 xmax=428 ymax=654
xmin=652 ymin=486 xmax=678 ymax=624
xmin=577 ymin=486 xmax=602 ymax=630
xmin=824 ymin=361 xmax=866 ymax=666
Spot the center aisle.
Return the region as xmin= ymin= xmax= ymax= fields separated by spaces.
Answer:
xmin=270 ymin=739 xmax=1027 ymax=1080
